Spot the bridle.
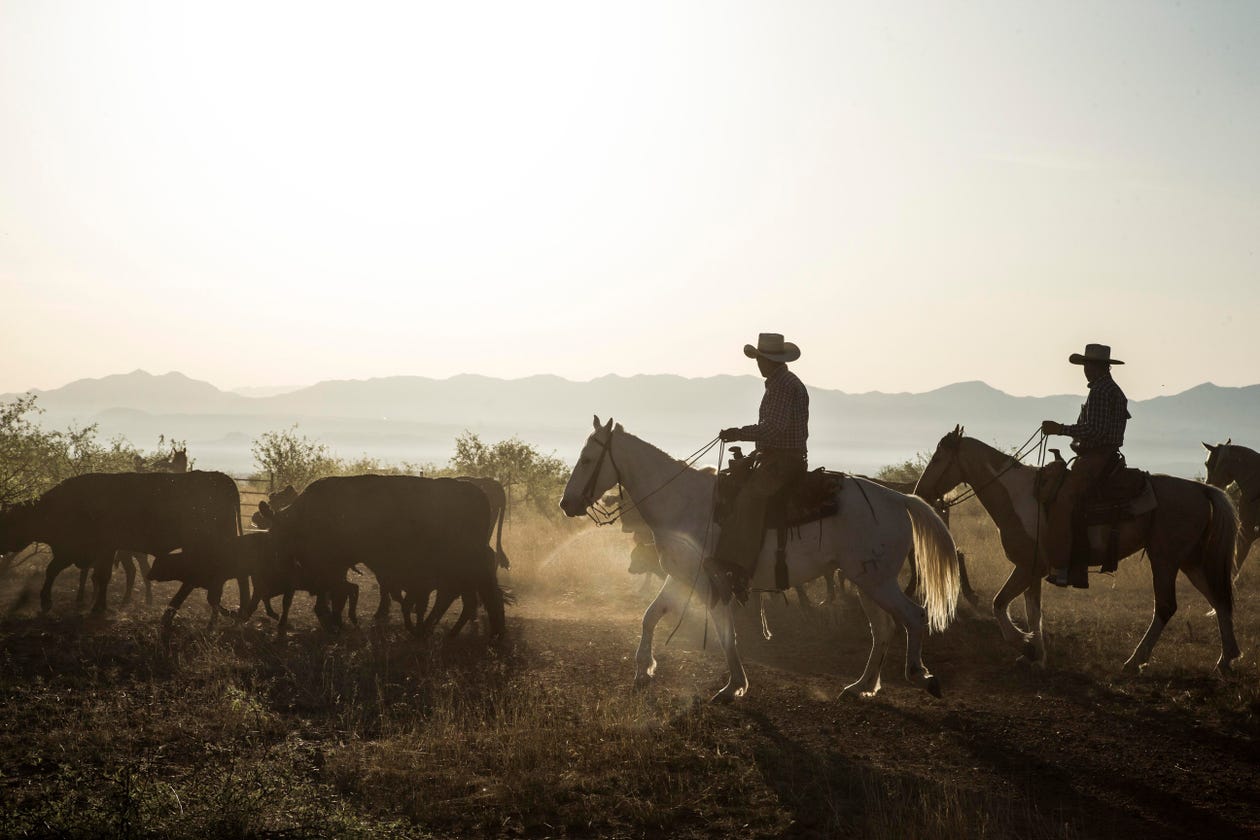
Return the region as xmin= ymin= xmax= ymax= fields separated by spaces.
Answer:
xmin=932 ymin=426 xmax=1046 ymax=509
xmin=579 ymin=429 xmax=723 ymax=527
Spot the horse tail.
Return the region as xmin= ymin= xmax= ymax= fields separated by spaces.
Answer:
xmin=903 ymin=493 xmax=960 ymax=633
xmin=1200 ymin=484 xmax=1237 ymax=613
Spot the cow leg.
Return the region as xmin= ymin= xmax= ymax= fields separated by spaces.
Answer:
xmin=137 ymin=554 xmax=153 ymax=605
xmin=120 ymin=552 xmax=137 ymax=606
xmin=41 ymin=553 xmax=75 ymax=613
xmin=263 ymin=597 xmax=280 ymax=620
xmin=277 ymin=590 xmax=295 ymax=637
xmin=415 ymin=590 xmax=459 ymax=638
xmin=76 ymin=565 xmax=89 ymax=607
xmin=346 ymin=582 xmax=359 ymax=626
xmin=236 ymin=575 xmax=250 ymax=618
xmin=313 ymin=592 xmax=340 ymax=632
xmin=373 ymin=586 xmax=392 ymax=625
xmin=446 ymin=591 xmax=479 ymax=637
xmin=89 ymin=552 xmax=115 ymax=615
xmin=162 ymin=581 xmax=196 ymax=627
xmin=206 ymin=579 xmax=228 ymax=628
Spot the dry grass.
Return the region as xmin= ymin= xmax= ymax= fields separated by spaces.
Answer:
xmin=0 ymin=503 xmax=1256 ymax=838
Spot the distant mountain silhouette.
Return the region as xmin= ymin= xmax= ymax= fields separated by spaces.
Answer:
xmin=5 ymin=371 xmax=1258 ymax=478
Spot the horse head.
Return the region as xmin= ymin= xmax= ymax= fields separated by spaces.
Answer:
xmin=559 ymin=415 xmax=622 ymax=517
xmin=914 ymin=425 xmax=966 ymax=502
xmin=1202 ymin=439 xmax=1233 ymax=488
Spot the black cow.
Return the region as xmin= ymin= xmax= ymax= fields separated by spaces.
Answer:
xmin=0 ymin=471 xmax=242 ymax=621
xmin=234 ymin=530 xmax=360 ymax=636
xmin=258 ymin=475 xmax=504 ymax=637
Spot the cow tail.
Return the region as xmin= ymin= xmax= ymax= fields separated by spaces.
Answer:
xmin=495 ymin=502 xmax=509 ymax=569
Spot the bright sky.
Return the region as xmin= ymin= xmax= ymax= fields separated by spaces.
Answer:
xmin=1 ymin=1 xmax=1257 ymax=400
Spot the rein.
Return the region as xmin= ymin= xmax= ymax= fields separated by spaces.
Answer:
xmin=942 ymin=426 xmax=1045 ymax=509
xmin=584 ymin=434 xmax=722 ymax=527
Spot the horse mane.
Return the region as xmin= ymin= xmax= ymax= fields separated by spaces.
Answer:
xmin=612 ymin=426 xmax=701 ymax=473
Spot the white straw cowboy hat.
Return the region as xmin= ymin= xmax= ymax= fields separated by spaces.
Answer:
xmin=744 ymin=333 xmax=801 ymax=363
xmin=1069 ymin=343 xmax=1124 ymax=366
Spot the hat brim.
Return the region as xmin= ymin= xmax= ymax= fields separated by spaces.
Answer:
xmin=1069 ymin=353 xmax=1123 ymax=365
xmin=744 ymin=343 xmax=800 ymax=363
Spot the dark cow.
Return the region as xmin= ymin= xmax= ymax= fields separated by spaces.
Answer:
xmin=0 ymin=471 xmax=242 ymax=621
xmin=234 ymin=530 xmax=360 ymax=636
xmin=257 ymin=475 xmax=504 ymax=637
xmin=75 ymin=550 xmax=153 ymax=608
xmin=456 ymin=476 xmax=510 ymax=569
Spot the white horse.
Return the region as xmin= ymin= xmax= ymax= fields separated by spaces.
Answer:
xmin=559 ymin=417 xmax=961 ymax=701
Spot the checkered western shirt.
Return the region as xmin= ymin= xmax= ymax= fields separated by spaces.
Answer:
xmin=1061 ymin=372 xmax=1128 ymax=451
xmin=734 ymin=365 xmax=810 ymax=452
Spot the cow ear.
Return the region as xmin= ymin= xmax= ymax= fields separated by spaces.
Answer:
xmin=1203 ymin=442 xmax=1215 ymax=452
xmin=1226 ymin=437 xmax=1232 ymax=446
xmin=614 ymin=422 xmax=623 ymax=432
xmin=592 ymin=415 xmax=602 ymax=430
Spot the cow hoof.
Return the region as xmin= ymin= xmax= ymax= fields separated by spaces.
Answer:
xmin=1120 ymin=660 xmax=1143 ymax=676
xmin=925 ymin=676 xmax=943 ymax=698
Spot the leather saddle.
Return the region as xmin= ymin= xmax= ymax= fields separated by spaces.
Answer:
xmin=714 ymin=449 xmax=844 ymax=590
xmin=1036 ymin=451 xmax=1156 ymax=525
xmin=714 ymin=451 xmax=843 ymax=529
xmin=1037 ymin=450 xmax=1157 ymax=576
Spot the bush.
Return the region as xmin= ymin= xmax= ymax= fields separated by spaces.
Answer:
xmin=874 ymin=452 xmax=931 ymax=486
xmin=449 ymin=431 xmax=569 ymax=515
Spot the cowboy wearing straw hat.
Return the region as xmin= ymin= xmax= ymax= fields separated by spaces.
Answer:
xmin=706 ymin=333 xmax=811 ymax=602
xmin=1040 ymin=343 xmax=1130 ymax=587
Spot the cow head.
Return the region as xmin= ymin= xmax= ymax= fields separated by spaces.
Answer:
xmin=0 ymin=501 xmax=39 ymax=555
xmin=147 ymin=549 xmax=194 ymax=582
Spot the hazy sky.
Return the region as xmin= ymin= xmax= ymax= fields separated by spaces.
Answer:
xmin=2 ymin=1 xmax=1257 ymax=399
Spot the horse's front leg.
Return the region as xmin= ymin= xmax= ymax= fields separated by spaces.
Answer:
xmin=1020 ymin=576 xmax=1047 ymax=667
xmin=708 ymin=598 xmax=749 ymax=703
xmin=992 ymin=559 xmax=1038 ymax=658
xmin=635 ymin=575 xmax=686 ymax=688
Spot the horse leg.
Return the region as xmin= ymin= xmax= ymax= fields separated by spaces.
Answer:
xmin=1122 ymin=551 xmax=1179 ymax=674
xmin=992 ymin=562 xmax=1038 ymax=659
xmin=840 ymin=588 xmax=894 ymax=698
xmin=958 ymin=551 xmax=981 ymax=610
xmin=708 ymin=598 xmax=749 ymax=703
xmin=1019 ymin=576 xmax=1047 ymax=667
xmin=759 ymin=592 xmax=772 ymax=641
xmin=41 ymin=553 xmax=75 ymax=613
xmin=1182 ymin=565 xmax=1242 ymax=674
xmin=634 ymin=575 xmax=687 ymax=688
xmin=868 ymin=577 xmax=941 ymax=697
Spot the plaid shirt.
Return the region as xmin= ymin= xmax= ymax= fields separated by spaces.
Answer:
xmin=1061 ymin=372 xmax=1128 ymax=451
xmin=734 ymin=366 xmax=809 ymax=451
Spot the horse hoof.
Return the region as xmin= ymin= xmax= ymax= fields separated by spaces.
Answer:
xmin=925 ymin=676 xmax=942 ymax=698
xmin=710 ymin=691 xmax=734 ymax=705
xmin=1121 ymin=660 xmax=1143 ymax=676
xmin=633 ymin=675 xmax=653 ymax=692
xmin=1021 ymin=640 xmax=1038 ymax=660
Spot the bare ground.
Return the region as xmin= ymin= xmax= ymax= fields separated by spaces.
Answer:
xmin=0 ymin=514 xmax=1257 ymax=839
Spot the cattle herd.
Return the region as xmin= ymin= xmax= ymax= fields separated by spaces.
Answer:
xmin=0 ymin=470 xmax=510 ymax=639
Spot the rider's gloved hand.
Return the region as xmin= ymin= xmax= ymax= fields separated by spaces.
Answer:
xmin=719 ymin=428 xmax=740 ymax=442
xmin=1040 ymin=420 xmax=1063 ymax=436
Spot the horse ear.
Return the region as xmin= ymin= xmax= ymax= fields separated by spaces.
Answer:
xmin=614 ymin=422 xmax=624 ymax=432
xmin=1226 ymin=437 xmax=1232 ymax=446
xmin=952 ymin=424 xmax=960 ymax=435
xmin=604 ymin=417 xmax=614 ymax=432
xmin=592 ymin=415 xmax=602 ymax=430
xmin=959 ymin=425 xmax=965 ymax=437
xmin=1203 ymin=442 xmax=1216 ymax=452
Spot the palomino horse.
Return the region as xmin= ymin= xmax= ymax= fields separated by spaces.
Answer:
xmin=1203 ymin=440 xmax=1260 ymax=576
xmin=559 ymin=417 xmax=960 ymax=701
xmin=914 ymin=426 xmax=1239 ymax=674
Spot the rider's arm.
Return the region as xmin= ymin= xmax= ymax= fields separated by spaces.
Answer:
xmin=1059 ymin=382 xmax=1123 ymax=444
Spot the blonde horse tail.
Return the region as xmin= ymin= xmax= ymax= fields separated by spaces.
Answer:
xmin=1201 ymin=484 xmax=1237 ymax=613
xmin=904 ymin=494 xmax=961 ymax=633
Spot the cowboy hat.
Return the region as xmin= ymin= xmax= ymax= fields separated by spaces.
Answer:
xmin=1068 ymin=343 xmax=1124 ymax=366
xmin=744 ymin=333 xmax=800 ymax=363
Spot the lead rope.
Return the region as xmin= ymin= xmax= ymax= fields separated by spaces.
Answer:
xmin=665 ymin=440 xmax=725 ymax=650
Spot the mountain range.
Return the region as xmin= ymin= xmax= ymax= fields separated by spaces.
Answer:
xmin=6 ymin=370 xmax=1258 ymax=478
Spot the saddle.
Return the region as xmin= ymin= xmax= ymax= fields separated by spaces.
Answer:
xmin=714 ymin=448 xmax=844 ymax=590
xmin=1037 ymin=450 xmax=1157 ymax=575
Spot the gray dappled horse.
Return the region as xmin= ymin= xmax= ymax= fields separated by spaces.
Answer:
xmin=561 ymin=417 xmax=960 ymax=701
